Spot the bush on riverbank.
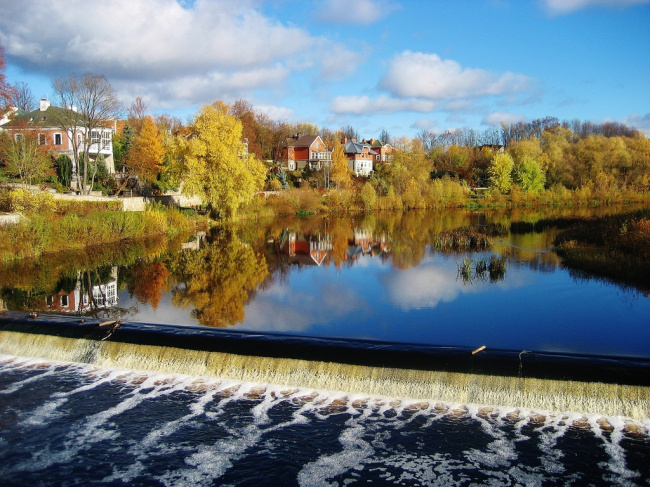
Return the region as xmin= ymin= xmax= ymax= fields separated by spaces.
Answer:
xmin=0 ymin=187 xmax=122 ymax=214
xmin=553 ymin=210 xmax=650 ymax=291
xmin=241 ymin=182 xmax=648 ymax=218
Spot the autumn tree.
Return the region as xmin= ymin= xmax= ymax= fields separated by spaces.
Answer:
xmin=230 ymin=99 xmax=263 ymax=159
xmin=488 ymin=152 xmax=515 ymax=194
xmin=4 ymin=130 xmax=53 ymax=187
xmin=9 ymin=81 xmax=36 ymax=112
xmin=329 ymin=140 xmax=351 ymax=189
xmin=115 ymin=115 xmax=164 ymax=194
xmin=182 ymin=102 xmax=266 ymax=218
xmin=51 ymin=74 xmax=121 ymax=194
xmin=514 ymin=157 xmax=546 ymax=194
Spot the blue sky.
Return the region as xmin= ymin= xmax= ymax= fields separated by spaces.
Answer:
xmin=1 ymin=0 xmax=649 ymax=138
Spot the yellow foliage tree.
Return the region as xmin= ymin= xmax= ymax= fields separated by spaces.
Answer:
xmin=114 ymin=115 xmax=165 ymax=194
xmin=330 ymin=141 xmax=351 ymax=189
xmin=182 ymin=102 xmax=266 ymax=218
xmin=169 ymin=229 xmax=269 ymax=327
xmin=128 ymin=115 xmax=165 ymax=183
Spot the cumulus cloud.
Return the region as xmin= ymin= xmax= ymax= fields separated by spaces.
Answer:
xmin=380 ymin=51 xmax=535 ymax=101
xmin=255 ymin=104 xmax=295 ymax=122
xmin=541 ymin=0 xmax=650 ymax=14
xmin=482 ymin=112 xmax=527 ymax=126
xmin=0 ymin=0 xmax=359 ymax=112
xmin=316 ymin=0 xmax=399 ymax=24
xmin=318 ymin=43 xmax=370 ymax=81
xmin=330 ymin=95 xmax=436 ymax=115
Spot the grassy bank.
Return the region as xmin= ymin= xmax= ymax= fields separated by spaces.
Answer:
xmin=553 ymin=210 xmax=650 ymax=292
xmin=0 ymin=188 xmax=200 ymax=262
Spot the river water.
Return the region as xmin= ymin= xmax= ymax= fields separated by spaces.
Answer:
xmin=0 ymin=207 xmax=649 ymax=485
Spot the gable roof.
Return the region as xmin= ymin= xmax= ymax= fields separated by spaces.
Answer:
xmin=344 ymin=139 xmax=377 ymax=155
xmin=6 ymin=105 xmax=80 ymax=128
xmin=284 ymin=134 xmax=322 ymax=148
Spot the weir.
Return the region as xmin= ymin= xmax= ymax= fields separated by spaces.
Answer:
xmin=1 ymin=312 xmax=649 ymax=423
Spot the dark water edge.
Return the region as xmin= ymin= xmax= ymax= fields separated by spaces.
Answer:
xmin=1 ymin=312 xmax=649 ymax=387
xmin=0 ymin=354 xmax=648 ymax=487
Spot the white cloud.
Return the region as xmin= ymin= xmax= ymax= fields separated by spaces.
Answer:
xmin=0 ymin=0 xmax=324 ymax=112
xmin=330 ymin=95 xmax=436 ymax=115
xmin=379 ymin=51 xmax=535 ymax=101
xmin=383 ymin=264 xmax=480 ymax=310
xmin=316 ymin=0 xmax=398 ymax=24
xmin=541 ymin=0 xmax=650 ymax=14
xmin=255 ymin=104 xmax=295 ymax=122
xmin=318 ymin=43 xmax=370 ymax=81
xmin=411 ymin=119 xmax=440 ymax=132
xmin=482 ymin=112 xmax=527 ymax=126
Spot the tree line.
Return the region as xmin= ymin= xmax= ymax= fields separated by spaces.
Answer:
xmin=1 ymin=51 xmax=649 ymax=217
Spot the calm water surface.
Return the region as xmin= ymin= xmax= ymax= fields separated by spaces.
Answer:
xmin=20 ymin=207 xmax=643 ymax=360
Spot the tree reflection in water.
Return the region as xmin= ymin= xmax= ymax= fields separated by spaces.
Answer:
xmin=168 ymin=227 xmax=269 ymax=327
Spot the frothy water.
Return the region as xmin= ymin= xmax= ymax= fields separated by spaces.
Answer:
xmin=1 ymin=354 xmax=648 ymax=486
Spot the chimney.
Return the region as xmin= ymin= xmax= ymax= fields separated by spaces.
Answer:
xmin=39 ymin=98 xmax=50 ymax=111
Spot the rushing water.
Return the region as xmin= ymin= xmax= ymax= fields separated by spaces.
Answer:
xmin=1 ymin=207 xmax=649 ymax=485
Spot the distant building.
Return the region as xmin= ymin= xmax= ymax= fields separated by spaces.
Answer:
xmin=342 ymin=138 xmax=375 ymax=177
xmin=3 ymin=98 xmax=115 ymax=174
xmin=275 ymin=134 xmax=331 ymax=171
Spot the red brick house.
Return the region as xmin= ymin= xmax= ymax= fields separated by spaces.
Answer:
xmin=3 ymin=98 xmax=115 ymax=174
xmin=275 ymin=134 xmax=331 ymax=171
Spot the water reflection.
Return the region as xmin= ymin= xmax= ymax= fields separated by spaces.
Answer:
xmin=1 ymin=208 xmax=649 ymax=359
xmin=45 ymin=267 xmax=119 ymax=313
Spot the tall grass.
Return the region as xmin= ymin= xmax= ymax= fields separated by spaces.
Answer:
xmin=0 ymin=190 xmax=197 ymax=262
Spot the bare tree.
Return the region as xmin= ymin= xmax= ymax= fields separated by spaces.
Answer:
xmin=128 ymin=96 xmax=147 ymax=134
xmin=379 ymin=128 xmax=392 ymax=144
xmin=10 ymin=81 xmax=36 ymax=111
xmin=51 ymin=73 xmax=121 ymax=194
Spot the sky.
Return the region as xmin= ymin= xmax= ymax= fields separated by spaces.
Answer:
xmin=1 ymin=0 xmax=649 ymax=139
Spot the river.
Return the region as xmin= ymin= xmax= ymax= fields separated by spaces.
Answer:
xmin=0 ymin=206 xmax=648 ymax=485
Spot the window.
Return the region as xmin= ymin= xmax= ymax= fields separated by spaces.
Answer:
xmin=61 ymin=295 xmax=69 ymax=307
xmin=102 ymin=131 xmax=111 ymax=150
xmin=77 ymin=133 xmax=82 ymax=145
xmin=91 ymin=130 xmax=100 ymax=145
xmin=15 ymin=134 xmax=23 ymax=142
xmin=38 ymin=133 xmax=47 ymax=145
xmin=54 ymin=133 xmax=63 ymax=145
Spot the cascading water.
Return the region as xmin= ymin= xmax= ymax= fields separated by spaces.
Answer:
xmin=1 ymin=315 xmax=648 ymax=486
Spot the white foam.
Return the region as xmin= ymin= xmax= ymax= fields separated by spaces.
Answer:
xmin=1 ymin=354 xmax=648 ymax=485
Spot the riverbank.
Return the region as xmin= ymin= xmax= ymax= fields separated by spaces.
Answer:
xmin=0 ymin=187 xmax=202 ymax=262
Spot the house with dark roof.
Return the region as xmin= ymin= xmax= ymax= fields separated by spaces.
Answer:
xmin=3 ymin=98 xmax=115 ymax=174
xmin=274 ymin=134 xmax=331 ymax=171
xmin=364 ymin=139 xmax=394 ymax=164
xmin=342 ymin=138 xmax=376 ymax=176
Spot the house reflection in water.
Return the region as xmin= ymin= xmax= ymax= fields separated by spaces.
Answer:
xmin=278 ymin=230 xmax=332 ymax=266
xmin=46 ymin=267 xmax=119 ymax=313
xmin=278 ymin=228 xmax=391 ymax=266
xmin=346 ymin=228 xmax=390 ymax=261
